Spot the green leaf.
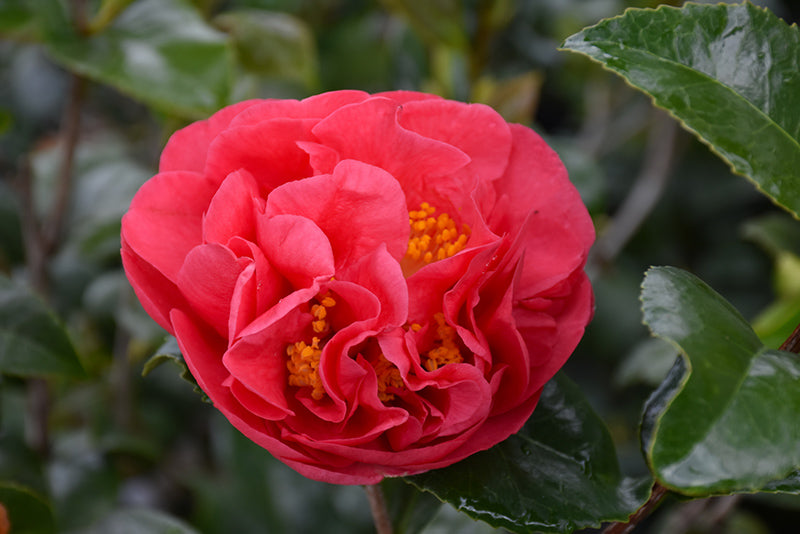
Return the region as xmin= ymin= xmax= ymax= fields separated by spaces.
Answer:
xmin=0 ymin=0 xmax=39 ymax=40
xmin=407 ymin=374 xmax=650 ymax=533
xmin=0 ymin=482 xmax=55 ymax=534
xmin=39 ymin=0 xmax=233 ymax=118
xmin=142 ymin=337 xmax=209 ymax=403
xmin=640 ymin=266 xmax=800 ymax=495
xmin=214 ymin=10 xmax=318 ymax=88
xmin=562 ymin=2 xmax=800 ymax=217
xmin=0 ymin=275 xmax=84 ymax=378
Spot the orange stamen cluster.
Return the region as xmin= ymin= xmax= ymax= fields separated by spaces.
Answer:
xmin=422 ymin=313 xmax=463 ymax=371
xmin=406 ymin=202 xmax=470 ymax=265
xmin=286 ymin=294 xmax=336 ymax=400
xmin=374 ymin=354 xmax=405 ymax=402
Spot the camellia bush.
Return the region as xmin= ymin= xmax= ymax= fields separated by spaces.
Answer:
xmin=0 ymin=1 xmax=799 ymax=533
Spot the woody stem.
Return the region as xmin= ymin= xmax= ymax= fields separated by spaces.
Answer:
xmin=364 ymin=484 xmax=393 ymax=534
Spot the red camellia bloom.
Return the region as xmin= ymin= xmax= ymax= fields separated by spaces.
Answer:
xmin=121 ymin=90 xmax=594 ymax=484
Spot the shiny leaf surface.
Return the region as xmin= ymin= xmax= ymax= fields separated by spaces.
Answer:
xmin=39 ymin=0 xmax=233 ymax=118
xmin=641 ymin=266 xmax=800 ymax=495
xmin=562 ymin=2 xmax=800 ymax=216
xmin=407 ymin=374 xmax=650 ymax=533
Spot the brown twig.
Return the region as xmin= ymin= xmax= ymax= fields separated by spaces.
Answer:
xmin=602 ymin=482 xmax=669 ymax=534
xmin=364 ymin=484 xmax=393 ymax=534
xmin=17 ymin=72 xmax=86 ymax=457
xmin=42 ymin=74 xmax=86 ymax=259
xmin=779 ymin=322 xmax=800 ymax=353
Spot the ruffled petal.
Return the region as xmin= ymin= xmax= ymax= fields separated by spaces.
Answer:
xmin=228 ymin=90 xmax=370 ymax=128
xmin=120 ymin=241 xmax=186 ymax=334
xmin=265 ymin=160 xmax=409 ymax=266
xmin=121 ymin=171 xmax=216 ymax=283
xmin=491 ymin=124 xmax=594 ymax=251
xmin=311 ymin=97 xmax=470 ymax=192
xmin=159 ymin=99 xmax=261 ymax=173
xmin=398 ymin=99 xmax=512 ymax=183
xmin=257 ymin=214 xmax=335 ymax=289
xmin=176 ymin=243 xmax=245 ymax=338
xmin=203 ymin=169 xmax=261 ymax=245
xmin=204 ymin=118 xmax=318 ymax=190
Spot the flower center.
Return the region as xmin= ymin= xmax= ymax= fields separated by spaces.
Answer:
xmin=286 ymin=297 xmax=463 ymax=402
xmin=285 ymin=294 xmax=336 ymax=400
xmin=403 ymin=202 xmax=470 ymax=276
xmin=374 ymin=354 xmax=404 ymax=402
xmin=420 ymin=312 xmax=463 ymax=371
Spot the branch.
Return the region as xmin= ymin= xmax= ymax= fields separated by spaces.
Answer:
xmin=364 ymin=484 xmax=393 ymax=534
xmin=42 ymin=74 xmax=86 ymax=259
xmin=602 ymin=482 xmax=668 ymax=534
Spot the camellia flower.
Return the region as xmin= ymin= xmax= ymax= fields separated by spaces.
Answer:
xmin=121 ymin=90 xmax=595 ymax=484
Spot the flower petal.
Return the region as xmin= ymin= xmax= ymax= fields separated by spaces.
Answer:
xmin=228 ymin=90 xmax=370 ymax=128
xmin=398 ymin=99 xmax=512 ymax=183
xmin=203 ymin=169 xmax=262 ymax=245
xmin=257 ymin=214 xmax=335 ymax=289
xmin=120 ymin=241 xmax=186 ymax=334
xmin=159 ymin=99 xmax=261 ymax=173
xmin=311 ymin=97 xmax=470 ymax=192
xmin=265 ymin=160 xmax=409 ymax=266
xmin=121 ymin=171 xmax=216 ymax=283
xmin=204 ymin=118 xmax=318 ymax=190
xmin=177 ymin=243 xmax=245 ymax=338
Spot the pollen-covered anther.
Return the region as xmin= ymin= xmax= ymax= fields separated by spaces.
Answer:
xmin=285 ymin=294 xmax=337 ymax=400
xmin=374 ymin=354 xmax=405 ymax=402
xmin=405 ymin=202 xmax=470 ymax=266
xmin=286 ymin=337 xmax=325 ymax=400
xmin=422 ymin=313 xmax=463 ymax=372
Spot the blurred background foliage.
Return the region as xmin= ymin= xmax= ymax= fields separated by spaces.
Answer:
xmin=1 ymin=0 xmax=799 ymax=532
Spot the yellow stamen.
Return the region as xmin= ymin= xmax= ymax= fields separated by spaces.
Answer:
xmin=286 ymin=294 xmax=337 ymax=400
xmin=374 ymin=354 xmax=404 ymax=402
xmin=422 ymin=313 xmax=463 ymax=371
xmin=286 ymin=337 xmax=324 ymax=400
xmin=404 ymin=203 xmax=470 ymax=276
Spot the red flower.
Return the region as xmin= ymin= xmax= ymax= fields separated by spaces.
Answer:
xmin=121 ymin=90 xmax=595 ymax=484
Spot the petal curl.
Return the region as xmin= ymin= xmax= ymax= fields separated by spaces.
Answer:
xmin=177 ymin=243 xmax=245 ymax=338
xmin=311 ymin=97 xmax=470 ymax=192
xmin=203 ymin=169 xmax=261 ymax=245
xmin=265 ymin=160 xmax=409 ymax=266
xmin=257 ymin=214 xmax=335 ymax=289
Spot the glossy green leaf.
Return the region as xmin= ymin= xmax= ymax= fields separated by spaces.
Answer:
xmin=0 ymin=483 xmax=55 ymax=534
xmin=407 ymin=373 xmax=650 ymax=533
xmin=0 ymin=275 xmax=83 ymax=378
xmin=562 ymin=2 xmax=800 ymax=216
xmin=640 ymin=266 xmax=800 ymax=495
xmin=39 ymin=0 xmax=233 ymax=118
